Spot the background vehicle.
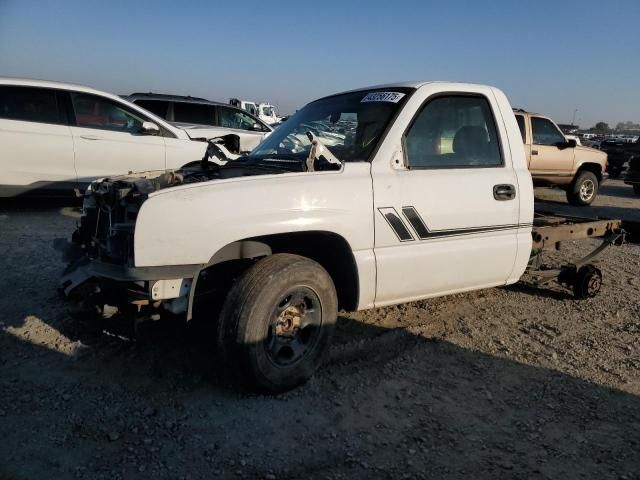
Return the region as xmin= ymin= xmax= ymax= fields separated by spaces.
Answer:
xmin=128 ymin=93 xmax=272 ymax=152
xmin=229 ymin=98 xmax=258 ymax=116
xmin=63 ymin=82 xmax=622 ymax=392
xmin=257 ymin=103 xmax=280 ymax=124
xmin=621 ymin=139 xmax=640 ymax=195
xmin=513 ymin=109 xmax=608 ymax=206
xmin=599 ymin=138 xmax=639 ymax=178
xmin=564 ymin=134 xmax=582 ymax=146
xmin=0 ymin=78 xmax=208 ymax=197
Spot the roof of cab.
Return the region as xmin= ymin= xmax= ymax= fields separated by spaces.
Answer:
xmin=316 ymin=81 xmax=501 ymax=102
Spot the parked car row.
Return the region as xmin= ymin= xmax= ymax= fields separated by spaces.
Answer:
xmin=0 ymin=76 xmax=632 ymax=205
xmin=0 ymin=78 xmax=272 ymax=196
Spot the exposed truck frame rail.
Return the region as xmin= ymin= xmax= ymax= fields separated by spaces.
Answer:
xmin=526 ymin=212 xmax=624 ymax=298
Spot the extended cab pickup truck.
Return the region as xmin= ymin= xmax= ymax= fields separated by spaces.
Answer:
xmin=62 ymin=82 xmax=623 ymax=392
xmin=513 ymin=109 xmax=608 ymax=206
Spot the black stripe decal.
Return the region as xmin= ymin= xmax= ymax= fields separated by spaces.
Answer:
xmin=402 ymin=206 xmax=528 ymax=239
xmin=378 ymin=207 xmax=414 ymax=242
xmin=379 ymin=205 xmax=531 ymax=242
xmin=402 ymin=207 xmax=430 ymax=238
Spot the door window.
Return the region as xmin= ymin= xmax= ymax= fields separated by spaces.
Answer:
xmin=404 ymin=95 xmax=503 ymax=168
xmin=219 ymin=107 xmax=266 ymax=131
xmin=0 ymin=86 xmax=63 ymax=124
xmin=173 ymin=102 xmax=216 ymax=125
xmin=531 ymin=117 xmax=565 ymax=145
xmin=134 ymin=99 xmax=170 ymax=119
xmin=72 ymin=93 xmax=146 ymax=133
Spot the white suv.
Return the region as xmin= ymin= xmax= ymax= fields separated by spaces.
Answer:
xmin=126 ymin=93 xmax=272 ymax=153
xmin=0 ymin=78 xmax=209 ymax=197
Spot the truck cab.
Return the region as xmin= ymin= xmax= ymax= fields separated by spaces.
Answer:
xmin=513 ymin=109 xmax=608 ymax=206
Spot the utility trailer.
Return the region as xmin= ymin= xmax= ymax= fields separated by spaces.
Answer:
xmin=527 ymin=211 xmax=624 ymax=298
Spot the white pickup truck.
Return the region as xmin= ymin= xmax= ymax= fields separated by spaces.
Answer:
xmin=62 ymin=82 xmax=624 ymax=392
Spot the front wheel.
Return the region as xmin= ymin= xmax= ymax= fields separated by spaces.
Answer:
xmin=217 ymin=254 xmax=338 ymax=392
xmin=567 ymin=171 xmax=599 ymax=206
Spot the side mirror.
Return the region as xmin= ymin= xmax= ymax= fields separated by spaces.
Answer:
xmin=557 ymin=139 xmax=576 ymax=150
xmin=251 ymin=123 xmax=263 ymax=132
xmin=141 ymin=121 xmax=160 ymax=135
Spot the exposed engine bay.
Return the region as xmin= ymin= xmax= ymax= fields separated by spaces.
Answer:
xmin=70 ymin=134 xmax=312 ymax=266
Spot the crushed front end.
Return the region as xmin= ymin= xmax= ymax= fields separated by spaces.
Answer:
xmin=60 ymin=167 xmax=218 ymax=319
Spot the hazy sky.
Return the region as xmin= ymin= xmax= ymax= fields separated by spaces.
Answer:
xmin=1 ymin=0 xmax=638 ymax=128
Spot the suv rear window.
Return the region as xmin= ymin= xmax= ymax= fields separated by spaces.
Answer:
xmin=134 ymin=99 xmax=170 ymax=119
xmin=0 ymin=86 xmax=63 ymax=124
xmin=173 ymin=102 xmax=216 ymax=125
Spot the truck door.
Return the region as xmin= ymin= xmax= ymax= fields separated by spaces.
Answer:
xmin=528 ymin=116 xmax=574 ymax=175
xmin=372 ymin=89 xmax=522 ymax=306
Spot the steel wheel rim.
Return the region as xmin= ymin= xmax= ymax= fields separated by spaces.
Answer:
xmin=586 ymin=273 xmax=601 ymax=296
xmin=579 ymin=179 xmax=595 ymax=201
xmin=265 ymin=287 xmax=322 ymax=367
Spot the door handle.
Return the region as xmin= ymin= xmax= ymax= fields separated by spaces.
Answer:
xmin=493 ymin=184 xmax=516 ymax=201
xmin=80 ymin=134 xmax=101 ymax=140
xmin=532 ymin=150 xmax=538 ymax=155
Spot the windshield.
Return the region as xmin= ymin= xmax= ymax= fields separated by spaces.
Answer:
xmin=262 ymin=106 xmax=274 ymax=116
xmin=251 ymin=88 xmax=412 ymax=162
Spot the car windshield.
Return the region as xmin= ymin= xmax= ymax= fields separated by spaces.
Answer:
xmin=250 ymin=88 xmax=412 ymax=162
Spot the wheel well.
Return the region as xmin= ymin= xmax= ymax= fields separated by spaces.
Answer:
xmin=577 ymin=163 xmax=603 ymax=182
xmin=208 ymin=232 xmax=359 ymax=311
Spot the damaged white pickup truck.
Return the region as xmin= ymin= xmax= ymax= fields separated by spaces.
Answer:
xmin=62 ymin=82 xmax=624 ymax=392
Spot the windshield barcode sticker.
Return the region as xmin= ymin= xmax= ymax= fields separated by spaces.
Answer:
xmin=361 ymin=92 xmax=405 ymax=103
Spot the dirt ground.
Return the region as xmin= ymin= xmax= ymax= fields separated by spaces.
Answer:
xmin=1 ymin=180 xmax=639 ymax=480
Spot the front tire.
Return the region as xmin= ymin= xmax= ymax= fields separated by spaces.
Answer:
xmin=567 ymin=171 xmax=599 ymax=206
xmin=217 ymin=254 xmax=338 ymax=392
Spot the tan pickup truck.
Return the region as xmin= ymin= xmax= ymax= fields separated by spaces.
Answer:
xmin=514 ymin=109 xmax=608 ymax=206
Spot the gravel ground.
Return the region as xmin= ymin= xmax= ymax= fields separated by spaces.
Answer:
xmin=1 ymin=184 xmax=639 ymax=480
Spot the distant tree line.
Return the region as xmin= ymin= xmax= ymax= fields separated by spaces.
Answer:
xmin=588 ymin=121 xmax=640 ymax=134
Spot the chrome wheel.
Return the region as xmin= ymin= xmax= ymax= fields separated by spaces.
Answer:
xmin=579 ymin=179 xmax=595 ymax=202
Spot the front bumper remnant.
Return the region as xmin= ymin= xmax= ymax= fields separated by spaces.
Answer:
xmin=60 ymin=258 xmax=201 ymax=296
